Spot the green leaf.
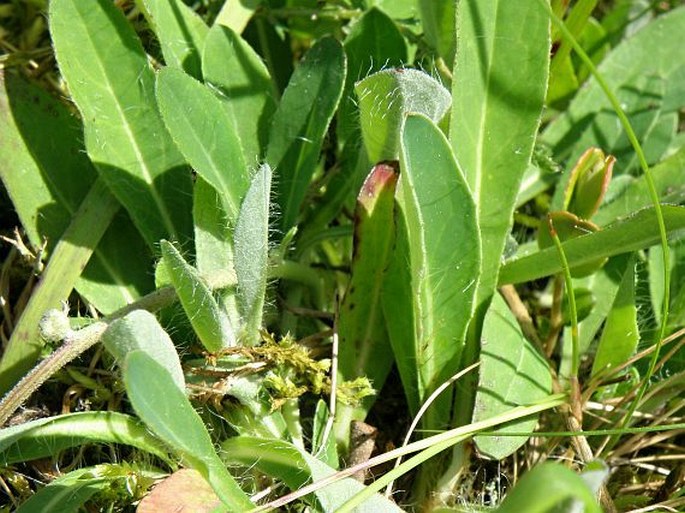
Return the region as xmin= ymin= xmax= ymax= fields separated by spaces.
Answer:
xmin=312 ymin=400 xmax=338 ymax=468
xmin=543 ymin=6 xmax=685 ymax=188
xmin=0 ymin=412 xmax=169 ymax=466
xmin=594 ymin=145 xmax=685 ymax=226
xmin=572 ymin=255 xmax=634 ymax=356
xmin=234 ymin=164 xmax=272 ymax=343
xmin=214 ymin=0 xmax=260 ymax=34
xmin=473 ymin=294 xmax=551 ymax=459
xmin=202 ymin=24 xmax=277 ymax=164
xmin=335 ymin=162 xmax=398 ymax=445
xmin=0 ymin=179 xmax=120 ymax=394
xmin=494 ymin=462 xmax=602 ymax=513
xmin=591 ymin=254 xmax=639 ymax=378
xmin=192 ymin=177 xmax=241 ymax=327
xmin=537 ymin=211 xmax=606 ymax=278
xmin=383 ymin=114 xmax=480 ymax=419
xmin=160 ymin=240 xmax=235 ymax=351
xmin=338 ymin=7 xmax=407 ymax=143
xmin=366 ymin=0 xmax=417 ymax=20
xmin=266 ymin=37 xmax=346 ymax=231
xmin=50 ymin=0 xmax=193 ymax=247
xmin=418 ymin=0 xmax=456 ymax=63
xmin=450 ymin=0 xmax=549 ymax=308
xmin=156 ymin=67 xmax=249 ymax=225
xmin=124 ymin=350 xmax=253 ymax=511
xmin=0 ymin=72 xmax=153 ymax=388
xmin=500 ymin=206 xmax=685 ymax=285
xmin=221 ymin=436 xmax=405 ymax=513
xmin=16 ymin=466 xmax=110 ymax=513
xmin=356 ymin=68 xmax=451 ymax=164
xmin=101 ymin=310 xmax=185 ymax=391
xmin=300 ymin=8 xmax=407 ymax=236
xmin=141 ymin=0 xmax=208 ymax=79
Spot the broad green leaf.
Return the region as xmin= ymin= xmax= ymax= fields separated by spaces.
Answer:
xmin=124 ymin=350 xmax=253 ymax=511
xmin=366 ymin=0 xmax=417 ymax=20
xmin=356 ymin=68 xmax=451 ymax=163
xmin=202 ymin=24 xmax=277 ymax=164
xmin=101 ymin=310 xmax=185 ymax=391
xmin=72 ymin=213 xmax=152 ymax=315
xmin=338 ymin=7 xmax=407 ymax=143
xmin=160 ymin=240 xmax=234 ymax=351
xmin=591 ymin=254 xmax=638 ymax=378
xmin=266 ymin=38 xmax=346 ymax=231
xmin=549 ymin=75 xmax=667 ymax=208
xmin=384 ymin=114 xmax=480 ymax=421
xmin=450 ymin=0 xmax=549 ymax=311
xmin=16 ymin=466 xmax=110 ymax=513
xmin=418 ymin=0 xmax=456 ymax=64
xmin=0 ymin=412 xmax=169 ymax=465
xmin=50 ymin=0 xmax=193 ymax=247
xmin=544 ymin=6 xmax=685 ymax=195
xmin=594 ymin=145 xmax=685 ymax=226
xmin=558 ymin=254 xmax=634 ymax=380
xmin=222 ymin=436 xmax=405 ymax=513
xmin=473 ymin=294 xmax=551 ymax=459
xmin=600 ymin=0 xmax=652 ymax=46
xmin=620 ymin=111 xmax=677 ymax=175
xmin=141 ymin=0 xmax=208 ymax=79
xmin=495 ymin=462 xmax=602 ymax=513
xmin=500 ymin=206 xmax=685 ymax=285
xmin=0 ymin=72 xmax=152 ymax=389
xmin=0 ymin=178 xmax=120 ymax=394
xmin=335 ymin=162 xmax=398 ymax=446
xmin=215 ymin=0 xmax=260 ymax=34
xmin=234 ymin=164 xmax=272 ymax=343
xmin=156 ymin=67 xmax=249 ymax=224
xmin=0 ymin=71 xmax=96 ymax=256
xmin=547 ymin=54 xmax=579 ymax=107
